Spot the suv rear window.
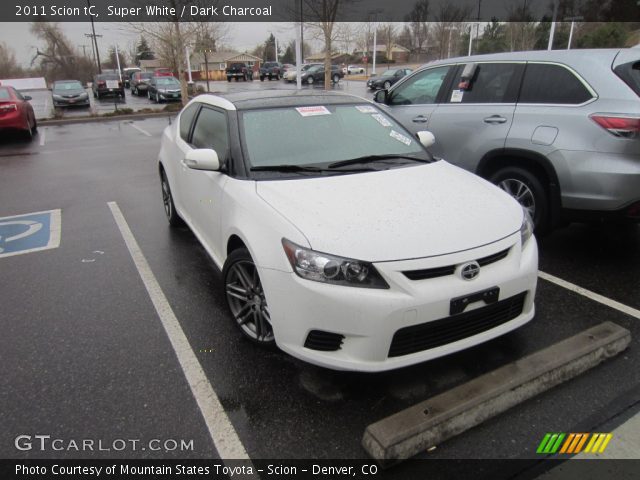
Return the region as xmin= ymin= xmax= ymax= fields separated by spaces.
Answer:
xmin=519 ymin=63 xmax=593 ymax=104
xmin=614 ymin=60 xmax=640 ymax=97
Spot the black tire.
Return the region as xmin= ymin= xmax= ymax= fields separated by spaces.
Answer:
xmin=333 ymin=74 xmax=340 ymax=84
xmin=93 ymin=91 xmax=97 ymax=98
xmin=160 ymin=171 xmax=182 ymax=228
xmin=227 ymin=77 xmax=232 ymax=82
xmin=383 ymin=81 xmax=392 ymax=89
xmin=223 ymin=248 xmax=275 ymax=347
xmin=489 ymin=166 xmax=549 ymax=234
xmin=31 ymin=116 xmax=37 ymax=133
xmin=156 ymin=92 xmax=161 ymax=103
xmin=260 ymin=76 xmax=265 ymax=82
xmin=133 ymin=86 xmax=138 ymax=96
xmin=96 ymin=91 xmax=100 ymax=100
xmin=307 ymin=76 xmax=314 ymax=85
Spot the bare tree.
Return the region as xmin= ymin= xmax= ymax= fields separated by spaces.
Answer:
xmin=334 ymin=22 xmax=357 ymax=55
xmin=431 ymin=2 xmax=471 ymax=59
xmin=505 ymin=1 xmax=537 ymax=51
xmin=303 ymin=0 xmax=342 ymax=89
xmin=377 ymin=23 xmax=398 ymax=66
xmin=0 ymin=42 xmax=26 ymax=79
xmin=405 ymin=0 xmax=431 ymax=53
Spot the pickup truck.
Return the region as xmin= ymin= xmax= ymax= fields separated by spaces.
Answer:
xmin=226 ymin=63 xmax=253 ymax=82
xmin=259 ymin=62 xmax=283 ymax=81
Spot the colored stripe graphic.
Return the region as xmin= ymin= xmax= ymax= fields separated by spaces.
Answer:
xmin=539 ymin=433 xmax=613 ymax=454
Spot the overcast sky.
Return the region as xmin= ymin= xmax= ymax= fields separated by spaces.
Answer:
xmin=0 ymin=22 xmax=304 ymax=68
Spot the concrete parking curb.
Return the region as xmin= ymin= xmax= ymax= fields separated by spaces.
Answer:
xmin=38 ymin=111 xmax=176 ymax=127
xmin=362 ymin=322 xmax=631 ymax=464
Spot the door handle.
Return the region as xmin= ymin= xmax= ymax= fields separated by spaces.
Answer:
xmin=412 ymin=115 xmax=428 ymax=123
xmin=483 ymin=115 xmax=507 ymax=124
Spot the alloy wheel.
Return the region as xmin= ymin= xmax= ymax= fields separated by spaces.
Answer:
xmin=225 ymin=260 xmax=274 ymax=343
xmin=497 ymin=178 xmax=536 ymax=219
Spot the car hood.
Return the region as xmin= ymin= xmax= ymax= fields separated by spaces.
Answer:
xmin=255 ymin=161 xmax=523 ymax=262
xmin=369 ymin=75 xmax=392 ymax=83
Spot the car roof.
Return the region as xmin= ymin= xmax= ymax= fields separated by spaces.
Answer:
xmin=423 ymin=48 xmax=624 ymax=67
xmin=193 ymin=90 xmax=369 ymax=111
xmin=54 ymin=80 xmax=82 ymax=83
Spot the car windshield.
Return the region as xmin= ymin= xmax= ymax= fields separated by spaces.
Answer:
xmin=381 ymin=70 xmax=397 ymax=77
xmin=54 ymin=82 xmax=83 ymax=91
xmin=156 ymin=78 xmax=179 ymax=86
xmin=241 ymin=104 xmax=427 ymax=172
xmin=264 ymin=63 xmax=277 ymax=68
xmin=307 ymin=65 xmax=323 ymax=72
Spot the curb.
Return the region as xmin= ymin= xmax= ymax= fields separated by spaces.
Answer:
xmin=38 ymin=111 xmax=177 ymax=127
xmin=362 ymin=321 xmax=631 ymax=465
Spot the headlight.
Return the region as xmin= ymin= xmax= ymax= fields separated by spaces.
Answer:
xmin=520 ymin=207 xmax=534 ymax=246
xmin=79 ymin=92 xmax=88 ymax=99
xmin=282 ymin=239 xmax=389 ymax=289
xmin=52 ymin=94 xmax=63 ymax=100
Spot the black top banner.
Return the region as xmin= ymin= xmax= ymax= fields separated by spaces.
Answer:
xmin=3 ymin=0 xmax=640 ymax=23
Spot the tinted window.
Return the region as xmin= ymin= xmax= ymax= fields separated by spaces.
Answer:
xmin=54 ymin=81 xmax=83 ymax=91
xmin=191 ymin=107 xmax=229 ymax=160
xmin=389 ymin=66 xmax=451 ymax=106
xmin=614 ymin=60 xmax=640 ymax=97
xmin=179 ymin=103 xmax=199 ymax=142
xmin=450 ymin=63 xmax=519 ymax=104
xmin=520 ymin=63 xmax=593 ymax=104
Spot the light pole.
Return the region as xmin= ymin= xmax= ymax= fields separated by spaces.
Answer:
xmin=548 ymin=0 xmax=559 ymax=50
xmin=86 ymin=0 xmax=101 ymax=73
xmin=565 ymin=16 xmax=583 ymax=49
xmin=369 ymin=9 xmax=383 ymax=75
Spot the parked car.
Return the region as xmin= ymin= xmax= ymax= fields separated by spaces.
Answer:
xmin=147 ymin=76 xmax=181 ymax=103
xmin=283 ymin=63 xmax=321 ymax=83
xmin=300 ymin=65 xmax=344 ymax=85
xmin=344 ymin=64 xmax=365 ymax=75
xmin=226 ymin=62 xmax=253 ymax=82
xmin=0 ymin=85 xmax=36 ymax=140
xmin=367 ymin=68 xmax=413 ymax=90
xmin=259 ymin=62 xmax=283 ymax=81
xmin=130 ymin=72 xmax=154 ymax=96
xmin=157 ymin=90 xmax=538 ymax=371
xmin=121 ymin=67 xmax=141 ymax=88
xmin=375 ymin=49 xmax=640 ymax=232
xmin=92 ymin=73 xmax=124 ymax=99
xmin=154 ymin=68 xmax=174 ymax=77
xmin=51 ymin=80 xmax=90 ymax=108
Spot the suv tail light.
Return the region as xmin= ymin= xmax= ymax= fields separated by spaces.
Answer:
xmin=590 ymin=114 xmax=640 ymax=139
xmin=0 ymin=103 xmax=17 ymax=113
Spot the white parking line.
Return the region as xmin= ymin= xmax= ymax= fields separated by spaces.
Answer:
xmin=129 ymin=122 xmax=152 ymax=137
xmin=539 ymin=270 xmax=640 ymax=320
xmin=107 ymin=201 xmax=252 ymax=461
xmin=39 ymin=127 xmax=46 ymax=146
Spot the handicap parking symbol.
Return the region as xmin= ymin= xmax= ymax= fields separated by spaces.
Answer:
xmin=0 ymin=209 xmax=61 ymax=259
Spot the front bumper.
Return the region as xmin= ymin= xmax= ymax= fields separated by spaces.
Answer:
xmin=259 ymin=233 xmax=538 ymax=371
xmin=53 ymin=97 xmax=90 ymax=107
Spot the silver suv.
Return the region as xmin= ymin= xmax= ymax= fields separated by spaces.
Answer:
xmin=375 ymin=49 xmax=640 ymax=232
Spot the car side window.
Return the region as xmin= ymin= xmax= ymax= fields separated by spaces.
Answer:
xmin=191 ymin=107 xmax=229 ymax=160
xmin=179 ymin=103 xmax=199 ymax=142
xmin=449 ymin=63 xmax=520 ymax=104
xmin=388 ymin=66 xmax=451 ymax=106
xmin=519 ymin=63 xmax=593 ymax=104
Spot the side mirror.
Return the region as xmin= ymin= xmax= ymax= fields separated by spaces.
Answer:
xmin=23 ymin=95 xmax=32 ymax=101
xmin=184 ymin=149 xmax=220 ymax=171
xmin=416 ymin=131 xmax=435 ymax=148
xmin=374 ymin=89 xmax=387 ymax=104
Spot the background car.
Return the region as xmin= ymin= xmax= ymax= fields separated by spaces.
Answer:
xmin=0 ymin=85 xmax=36 ymax=140
xmin=344 ymin=64 xmax=365 ymax=75
xmin=147 ymin=76 xmax=182 ymax=103
xmin=130 ymin=72 xmax=154 ymax=96
xmin=367 ymin=68 xmax=413 ymax=90
xmin=154 ymin=68 xmax=174 ymax=77
xmin=375 ymin=48 xmax=640 ymax=232
xmin=283 ymin=63 xmax=321 ymax=83
xmin=51 ymin=80 xmax=90 ymax=108
xmin=300 ymin=65 xmax=344 ymax=85
xmin=259 ymin=62 xmax=283 ymax=81
xmin=121 ymin=67 xmax=141 ymax=88
xmin=157 ymin=90 xmax=537 ymax=372
xmin=92 ymin=73 xmax=124 ymax=99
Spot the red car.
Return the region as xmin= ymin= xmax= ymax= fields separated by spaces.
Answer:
xmin=0 ymin=85 xmax=37 ymax=140
xmin=154 ymin=68 xmax=174 ymax=77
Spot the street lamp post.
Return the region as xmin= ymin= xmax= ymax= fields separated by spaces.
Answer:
xmin=565 ymin=16 xmax=583 ymax=49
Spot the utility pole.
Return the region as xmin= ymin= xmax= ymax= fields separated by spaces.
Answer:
xmin=86 ymin=0 xmax=101 ymax=73
xmin=299 ymin=0 xmax=304 ymax=62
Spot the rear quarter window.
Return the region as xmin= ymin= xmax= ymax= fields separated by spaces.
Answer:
xmin=179 ymin=103 xmax=199 ymax=142
xmin=519 ymin=63 xmax=593 ymax=104
xmin=614 ymin=61 xmax=640 ymax=97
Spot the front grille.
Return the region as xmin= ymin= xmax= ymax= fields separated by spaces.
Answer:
xmin=304 ymin=330 xmax=345 ymax=351
xmin=388 ymin=292 xmax=527 ymax=357
xmin=403 ymin=248 xmax=510 ymax=281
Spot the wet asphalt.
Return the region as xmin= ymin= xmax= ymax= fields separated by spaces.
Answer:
xmin=0 ymin=83 xmax=639 ymax=475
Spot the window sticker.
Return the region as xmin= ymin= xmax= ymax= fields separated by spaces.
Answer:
xmin=371 ymin=113 xmax=392 ymax=127
xmin=295 ymin=106 xmax=331 ymax=116
xmin=451 ymin=89 xmax=464 ymax=103
xmin=355 ymin=105 xmax=377 ymax=113
xmin=390 ymin=130 xmax=412 ymax=146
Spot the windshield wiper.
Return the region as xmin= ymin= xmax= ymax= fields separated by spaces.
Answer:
xmin=251 ymin=164 xmax=375 ymax=174
xmin=328 ymin=154 xmax=430 ymax=169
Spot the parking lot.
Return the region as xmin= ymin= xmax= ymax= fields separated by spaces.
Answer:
xmin=1 ymin=80 xmax=639 ymax=476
